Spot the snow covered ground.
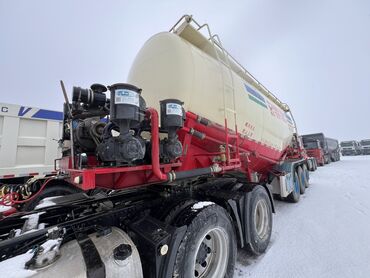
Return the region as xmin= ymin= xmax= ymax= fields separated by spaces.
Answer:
xmin=235 ymin=156 xmax=370 ymax=278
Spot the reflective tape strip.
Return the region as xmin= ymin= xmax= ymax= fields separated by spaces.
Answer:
xmin=0 ymin=175 xmax=15 ymax=179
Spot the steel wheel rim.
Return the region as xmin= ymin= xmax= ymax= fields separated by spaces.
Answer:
xmin=193 ymin=227 xmax=229 ymax=278
xmin=254 ymin=199 xmax=269 ymax=239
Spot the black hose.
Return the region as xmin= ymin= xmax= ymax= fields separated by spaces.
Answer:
xmin=197 ymin=117 xmax=209 ymax=126
xmin=189 ymin=128 xmax=205 ymax=140
xmin=167 ymin=165 xmax=220 ymax=181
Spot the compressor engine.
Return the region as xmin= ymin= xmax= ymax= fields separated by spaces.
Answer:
xmin=64 ymin=83 xmax=185 ymax=167
xmin=97 ymin=83 xmax=147 ymax=164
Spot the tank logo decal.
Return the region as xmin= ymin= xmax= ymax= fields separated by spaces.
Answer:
xmin=244 ymin=84 xmax=267 ymax=108
xmin=244 ymin=84 xmax=294 ymax=126
xmin=267 ymin=101 xmax=288 ymax=123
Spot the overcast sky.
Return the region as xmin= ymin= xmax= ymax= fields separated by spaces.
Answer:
xmin=1 ymin=0 xmax=369 ymax=141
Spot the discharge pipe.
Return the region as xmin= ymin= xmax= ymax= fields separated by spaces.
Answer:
xmin=147 ymin=108 xmax=168 ymax=181
xmin=147 ymin=108 xmax=222 ymax=182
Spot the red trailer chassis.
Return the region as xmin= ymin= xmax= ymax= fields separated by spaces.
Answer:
xmin=60 ymin=108 xmax=286 ymax=192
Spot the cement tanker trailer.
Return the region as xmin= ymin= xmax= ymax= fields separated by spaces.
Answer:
xmin=0 ymin=16 xmax=312 ymax=278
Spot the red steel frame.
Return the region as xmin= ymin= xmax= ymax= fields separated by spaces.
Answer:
xmin=60 ymin=107 xmax=292 ymax=191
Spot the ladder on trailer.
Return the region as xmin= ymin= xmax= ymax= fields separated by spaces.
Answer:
xmin=210 ymin=34 xmax=240 ymax=165
xmin=172 ymin=16 xmax=241 ymax=166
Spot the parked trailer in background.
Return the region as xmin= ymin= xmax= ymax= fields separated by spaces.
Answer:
xmin=0 ymin=16 xmax=314 ymax=278
xmin=340 ymin=140 xmax=362 ymax=156
xmin=0 ymin=103 xmax=62 ymax=182
xmin=360 ymin=139 xmax=370 ymax=155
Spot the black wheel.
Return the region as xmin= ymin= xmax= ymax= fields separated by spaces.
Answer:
xmin=172 ymin=204 xmax=236 ymax=278
xmin=297 ymin=167 xmax=306 ymax=194
xmin=22 ymin=184 xmax=81 ymax=211
xmin=245 ymin=186 xmax=273 ymax=256
xmin=302 ymin=164 xmax=310 ymax=188
xmin=287 ymin=171 xmax=300 ymax=203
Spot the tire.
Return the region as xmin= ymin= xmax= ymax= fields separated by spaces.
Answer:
xmin=163 ymin=199 xmax=195 ymax=224
xmin=302 ymin=164 xmax=310 ymax=188
xmin=287 ymin=172 xmax=300 ymax=203
xmin=297 ymin=167 xmax=306 ymax=194
xmin=172 ymin=204 xmax=236 ymax=278
xmin=314 ymin=160 xmax=318 ymax=171
xmin=22 ymin=184 xmax=80 ymax=211
xmin=245 ymin=186 xmax=273 ymax=256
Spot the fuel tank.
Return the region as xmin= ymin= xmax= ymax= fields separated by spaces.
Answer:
xmin=128 ymin=19 xmax=295 ymax=159
xmin=16 ymin=227 xmax=143 ymax=278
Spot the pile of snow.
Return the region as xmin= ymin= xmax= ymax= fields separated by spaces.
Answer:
xmin=0 ymin=205 xmax=12 ymax=213
xmin=192 ymin=201 xmax=214 ymax=210
xmin=235 ymin=156 xmax=370 ymax=278
xmin=0 ymin=250 xmax=36 ymax=278
xmin=0 ymin=238 xmax=62 ymax=278
xmin=21 ymin=212 xmax=45 ymax=235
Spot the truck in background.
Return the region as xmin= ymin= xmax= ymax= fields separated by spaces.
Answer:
xmin=301 ymin=133 xmax=340 ymax=164
xmin=302 ymin=137 xmax=325 ymax=166
xmin=340 ymin=140 xmax=362 ymax=156
xmin=360 ymin=139 xmax=370 ymax=155
xmin=0 ymin=16 xmax=315 ymax=278
xmin=326 ymin=137 xmax=341 ymax=162
xmin=0 ymin=103 xmax=62 ymax=183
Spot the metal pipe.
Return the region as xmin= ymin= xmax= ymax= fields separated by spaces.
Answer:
xmin=146 ymin=108 xmax=168 ymax=181
xmin=60 ymin=80 xmax=75 ymax=169
xmin=146 ymin=108 xmax=222 ymax=182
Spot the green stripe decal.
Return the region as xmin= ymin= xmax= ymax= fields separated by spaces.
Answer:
xmin=248 ymin=95 xmax=268 ymax=108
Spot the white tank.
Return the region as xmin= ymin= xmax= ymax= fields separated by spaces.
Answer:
xmin=128 ymin=19 xmax=295 ymax=153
